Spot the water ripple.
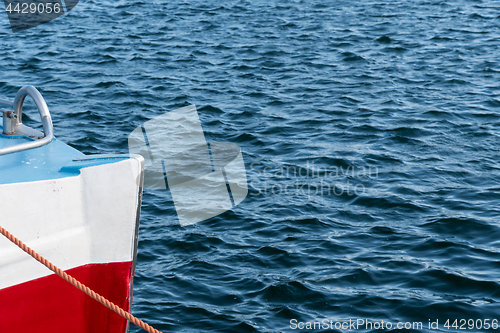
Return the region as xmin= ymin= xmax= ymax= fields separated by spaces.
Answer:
xmin=2 ymin=0 xmax=500 ymax=331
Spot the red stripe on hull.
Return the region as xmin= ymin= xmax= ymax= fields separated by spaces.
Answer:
xmin=0 ymin=261 xmax=133 ymax=333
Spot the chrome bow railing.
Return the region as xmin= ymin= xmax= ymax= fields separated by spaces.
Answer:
xmin=0 ymin=86 xmax=54 ymax=156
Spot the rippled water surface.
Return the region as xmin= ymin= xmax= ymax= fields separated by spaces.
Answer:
xmin=2 ymin=0 xmax=500 ymax=332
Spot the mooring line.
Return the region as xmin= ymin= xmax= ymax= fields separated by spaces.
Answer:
xmin=0 ymin=225 xmax=162 ymax=333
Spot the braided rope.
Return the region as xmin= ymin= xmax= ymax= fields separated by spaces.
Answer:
xmin=0 ymin=225 xmax=162 ymax=333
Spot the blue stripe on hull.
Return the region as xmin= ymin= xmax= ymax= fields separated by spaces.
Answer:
xmin=0 ymin=134 xmax=128 ymax=185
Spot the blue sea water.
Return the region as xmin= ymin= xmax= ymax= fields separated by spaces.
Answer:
xmin=1 ymin=0 xmax=500 ymax=332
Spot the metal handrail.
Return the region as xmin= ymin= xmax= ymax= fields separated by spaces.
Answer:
xmin=0 ymin=86 xmax=54 ymax=156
